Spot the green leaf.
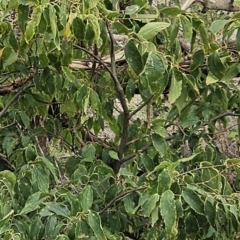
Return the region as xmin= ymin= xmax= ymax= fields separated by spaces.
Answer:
xmin=82 ymin=144 xmax=96 ymax=162
xmin=97 ymin=162 xmax=115 ymax=177
xmin=160 ymin=7 xmax=184 ymax=16
xmin=81 ymin=186 xmax=93 ymax=212
xmin=145 ymin=53 xmax=167 ymax=94
xmin=39 ymin=53 xmax=49 ymax=68
xmin=32 ymin=6 xmax=42 ymax=26
xmin=204 ymin=198 xmax=215 ymax=226
xmin=18 ymin=4 xmax=29 ymax=33
xmin=108 ymin=150 xmax=119 ymax=160
xmin=2 ymin=137 xmax=18 ymax=156
xmin=152 ymin=133 xmax=168 ymax=156
xmin=182 ymin=188 xmax=204 ymax=214
xmin=157 ymin=169 xmax=172 ymax=195
xmin=237 ymin=28 xmax=240 ymax=51
xmin=169 ymin=17 xmax=180 ymax=47
xmin=44 ymin=202 xmax=70 ymax=217
xmin=44 ymin=215 xmax=57 ymax=238
xmin=124 ymin=40 xmax=143 ymax=76
xmin=151 ymin=206 xmax=159 ymax=227
xmin=61 ymin=41 xmax=72 ymax=65
xmin=20 ymin=192 xmax=48 ymax=215
xmin=36 ymin=156 xmax=58 ymax=183
xmin=72 ymin=17 xmax=85 ymax=40
xmin=175 ymin=198 xmax=183 ymax=218
xmin=124 ymin=194 xmax=136 ymax=215
xmin=111 ymin=22 xmax=131 ymax=34
xmin=141 ymin=194 xmax=159 ymax=217
xmin=90 ymin=90 xmax=100 ymax=112
xmin=151 ymin=119 xmax=167 ymax=138
xmin=221 ymin=63 xmax=240 ymax=83
xmin=190 ymin=49 xmax=204 ymax=71
xmin=62 ymin=66 xmax=75 ymax=82
xmin=32 ymin=165 xmax=49 ymax=191
xmin=25 ymin=20 xmax=35 ymax=43
xmin=180 ymin=15 xmax=192 ymax=42
xmin=9 ymin=30 xmax=19 ymax=52
xmin=29 ymin=218 xmax=42 ymax=240
xmin=160 ymin=190 xmax=177 ymax=236
xmin=19 ymin=111 xmax=30 ymax=129
xmin=65 ymin=157 xmax=79 ymax=176
xmin=38 ymin=13 xmax=47 ymax=34
xmin=200 ymin=162 xmax=221 ymax=191
xmin=210 ymin=20 xmax=230 ymax=34
xmin=88 ymin=211 xmax=106 ymax=240
xmin=85 ymin=23 xmax=95 ymax=46
xmin=141 ymin=153 xmax=155 ymax=172
xmin=85 ymin=0 xmax=98 ymax=9
xmin=125 ymin=5 xmax=140 ymax=15
xmin=0 ymin=170 xmax=16 ymax=193
xmin=185 ymin=213 xmax=199 ymax=236
xmin=169 ymin=68 xmax=182 ymax=104
xmin=48 ymin=5 xmax=57 ymax=38
xmin=198 ymin=23 xmax=209 ymax=51
xmin=25 ymin=145 xmax=37 ymax=161
xmin=138 ymin=22 xmax=170 ymax=40
xmin=0 ymin=209 xmax=14 ymax=230
xmin=150 ymin=161 xmax=171 ymax=175
xmin=178 ymin=153 xmax=200 ymax=163
xmin=208 ymin=51 xmax=226 ymax=79
xmin=1 ymin=46 xmax=18 ymax=68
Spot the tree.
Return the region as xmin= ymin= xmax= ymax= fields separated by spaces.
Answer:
xmin=181 ymin=0 xmax=240 ymax=11
xmin=0 ymin=0 xmax=240 ymax=239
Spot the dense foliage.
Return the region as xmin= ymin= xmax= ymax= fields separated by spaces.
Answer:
xmin=0 ymin=0 xmax=240 ymax=239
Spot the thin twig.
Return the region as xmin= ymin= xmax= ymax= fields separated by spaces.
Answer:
xmin=0 ymin=83 xmax=34 ymax=118
xmin=165 ymin=97 xmax=197 ymax=128
xmin=99 ymin=186 xmax=147 ymax=214
xmin=73 ymin=44 xmax=118 ymax=85
xmin=209 ymin=111 xmax=240 ymax=123
xmin=35 ymin=136 xmax=46 ymax=157
xmin=129 ymin=95 xmax=153 ymax=120
xmin=72 ymin=112 xmax=85 ymax=146
xmin=122 ymin=134 xmax=175 ymax=163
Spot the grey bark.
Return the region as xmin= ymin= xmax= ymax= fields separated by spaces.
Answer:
xmin=181 ymin=0 xmax=240 ymax=11
xmin=152 ymin=0 xmax=240 ymax=11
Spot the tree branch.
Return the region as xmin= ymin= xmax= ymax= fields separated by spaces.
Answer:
xmin=129 ymin=95 xmax=153 ymax=120
xmin=0 ymin=83 xmax=34 ymax=118
xmin=0 ymin=74 xmax=33 ymax=95
xmin=99 ymin=186 xmax=147 ymax=215
xmin=209 ymin=111 xmax=240 ymax=122
xmin=106 ymin=23 xmax=130 ymax=169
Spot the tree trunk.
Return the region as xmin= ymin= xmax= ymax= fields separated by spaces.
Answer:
xmin=181 ymin=0 xmax=240 ymax=11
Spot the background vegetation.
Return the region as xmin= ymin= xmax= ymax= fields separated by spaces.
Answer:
xmin=0 ymin=0 xmax=240 ymax=239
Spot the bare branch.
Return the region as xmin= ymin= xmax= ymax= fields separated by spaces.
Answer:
xmin=129 ymin=95 xmax=153 ymax=120
xmin=0 ymin=74 xmax=33 ymax=95
xmin=209 ymin=111 xmax=240 ymax=123
xmin=106 ymin=24 xmax=130 ymax=155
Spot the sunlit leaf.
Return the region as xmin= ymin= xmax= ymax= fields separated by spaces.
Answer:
xmin=138 ymin=22 xmax=170 ymax=40
xmin=160 ymin=190 xmax=177 ymax=236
